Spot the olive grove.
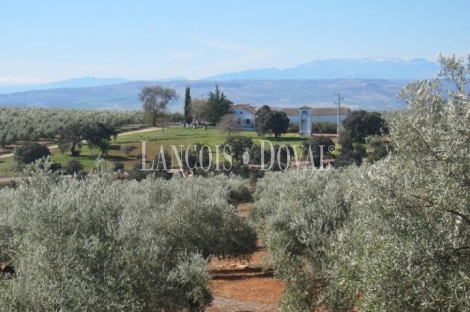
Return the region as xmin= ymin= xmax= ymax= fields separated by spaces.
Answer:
xmin=0 ymin=159 xmax=256 ymax=311
xmin=0 ymin=107 xmax=142 ymax=148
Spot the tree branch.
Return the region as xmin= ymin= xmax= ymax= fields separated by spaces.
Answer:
xmin=446 ymin=209 xmax=470 ymax=225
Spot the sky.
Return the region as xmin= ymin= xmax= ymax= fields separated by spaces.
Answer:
xmin=0 ymin=0 xmax=468 ymax=85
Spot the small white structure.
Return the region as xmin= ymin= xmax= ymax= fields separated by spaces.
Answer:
xmin=298 ymin=105 xmax=312 ymax=136
xmin=232 ymin=104 xmax=257 ymax=130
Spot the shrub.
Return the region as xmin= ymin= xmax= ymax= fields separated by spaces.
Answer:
xmin=334 ymin=144 xmax=367 ymax=167
xmin=312 ymin=121 xmax=337 ymax=134
xmin=287 ymin=122 xmax=299 ymax=133
xmin=224 ymin=136 xmax=253 ymax=161
xmin=64 ymin=159 xmax=84 ymax=175
xmin=153 ymin=149 xmax=172 ymax=170
xmin=248 ymin=143 xmax=295 ymax=171
xmin=113 ymin=162 xmax=124 ymax=172
xmin=13 ymin=142 xmax=50 ymax=164
xmin=49 ymin=162 xmax=62 ymax=172
xmin=0 ymin=180 xmax=17 ymax=191
xmin=212 ymin=173 xmax=253 ymax=205
xmin=120 ymin=144 xmax=135 ymax=157
xmin=301 ymin=136 xmax=335 ymax=167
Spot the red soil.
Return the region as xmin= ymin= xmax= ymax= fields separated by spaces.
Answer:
xmin=206 ymin=204 xmax=284 ymax=311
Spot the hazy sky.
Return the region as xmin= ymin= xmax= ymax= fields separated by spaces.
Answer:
xmin=1 ymin=0 xmax=468 ymax=84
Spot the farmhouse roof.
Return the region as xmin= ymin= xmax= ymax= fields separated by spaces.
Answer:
xmin=280 ymin=108 xmax=299 ymax=116
xmin=312 ymin=107 xmax=351 ymax=116
xmin=233 ymin=104 xmax=257 ymax=115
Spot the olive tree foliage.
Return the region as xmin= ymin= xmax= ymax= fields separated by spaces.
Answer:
xmin=327 ymin=55 xmax=470 ymax=311
xmin=248 ymin=55 xmax=470 ymax=311
xmin=0 ymin=159 xmax=257 ymax=311
xmin=139 ymin=85 xmax=178 ymax=126
xmin=250 ymin=167 xmax=358 ymax=311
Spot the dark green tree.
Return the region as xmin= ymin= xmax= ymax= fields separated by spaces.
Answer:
xmin=249 ymin=144 xmax=269 ymax=166
xmin=255 ymin=105 xmax=289 ymax=138
xmin=302 ymin=136 xmax=335 ymax=167
xmin=255 ymin=105 xmax=273 ymax=137
xmin=83 ymin=123 xmax=118 ymax=150
xmin=139 ymin=85 xmax=178 ymax=126
xmin=335 ymin=130 xmax=367 ymax=167
xmin=342 ymin=110 xmax=387 ymax=141
xmin=58 ymin=122 xmax=117 ymax=156
xmin=270 ymin=111 xmax=290 ymax=138
xmin=224 ymin=136 xmax=253 ymax=161
xmin=271 ymin=144 xmax=294 ymax=171
xmin=14 ymin=142 xmax=51 ymax=165
xmin=184 ymin=86 xmax=192 ymax=125
xmin=205 ymin=85 xmax=233 ymax=125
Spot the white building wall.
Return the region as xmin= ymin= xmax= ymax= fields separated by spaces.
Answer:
xmin=233 ymin=108 xmax=256 ymax=129
xmin=287 ymin=115 xmax=300 ymax=124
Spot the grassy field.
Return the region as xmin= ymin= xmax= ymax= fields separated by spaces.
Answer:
xmin=0 ymin=126 xmax=337 ymax=177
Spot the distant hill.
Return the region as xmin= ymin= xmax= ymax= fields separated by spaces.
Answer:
xmin=0 ymin=79 xmax=410 ymax=112
xmin=203 ymin=58 xmax=440 ymax=80
xmin=0 ymin=57 xmax=441 ymax=111
xmin=0 ymin=77 xmax=131 ymax=94
xmin=35 ymin=77 xmax=131 ymax=90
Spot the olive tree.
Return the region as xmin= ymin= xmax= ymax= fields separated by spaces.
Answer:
xmin=328 ymin=54 xmax=470 ymax=311
xmin=250 ymin=168 xmax=357 ymax=311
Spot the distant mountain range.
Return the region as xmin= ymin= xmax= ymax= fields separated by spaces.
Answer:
xmin=0 ymin=77 xmax=131 ymax=94
xmin=203 ymin=57 xmax=440 ymax=80
xmin=0 ymin=58 xmax=441 ymax=111
xmin=0 ymin=79 xmax=409 ymax=112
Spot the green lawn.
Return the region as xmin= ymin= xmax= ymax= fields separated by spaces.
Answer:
xmin=0 ymin=126 xmax=336 ymax=177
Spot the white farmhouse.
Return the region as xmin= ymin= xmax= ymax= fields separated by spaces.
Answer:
xmin=232 ymin=104 xmax=257 ymax=130
xmin=229 ymin=104 xmax=351 ymax=132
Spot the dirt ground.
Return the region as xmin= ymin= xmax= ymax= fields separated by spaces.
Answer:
xmin=206 ymin=204 xmax=284 ymax=312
